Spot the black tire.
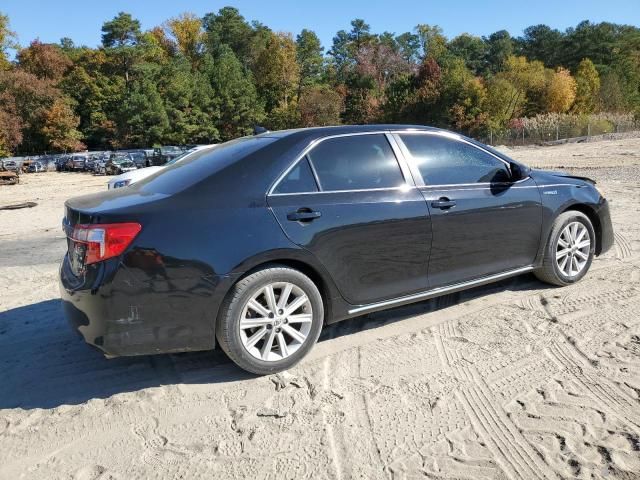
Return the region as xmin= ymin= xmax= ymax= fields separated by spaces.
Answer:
xmin=535 ymin=210 xmax=596 ymax=286
xmin=216 ymin=265 xmax=324 ymax=375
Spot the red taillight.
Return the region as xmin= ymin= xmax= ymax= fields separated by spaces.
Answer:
xmin=70 ymin=223 xmax=141 ymax=265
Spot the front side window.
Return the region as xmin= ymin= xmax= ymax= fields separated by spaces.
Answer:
xmin=274 ymin=158 xmax=319 ymax=194
xmin=307 ymin=134 xmax=405 ymax=191
xmin=400 ymin=134 xmax=510 ymax=185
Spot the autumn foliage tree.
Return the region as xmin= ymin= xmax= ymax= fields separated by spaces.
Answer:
xmin=41 ymin=98 xmax=85 ymax=151
xmin=1 ymin=9 xmax=640 ymax=156
xmin=544 ymin=67 xmax=577 ymax=113
xmin=17 ymin=40 xmax=72 ymax=81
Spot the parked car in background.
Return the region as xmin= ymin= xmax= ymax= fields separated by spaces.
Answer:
xmin=151 ymin=146 xmax=184 ymax=166
xmin=84 ymin=154 xmax=99 ymax=172
xmin=107 ymin=145 xmax=216 ymax=189
xmin=105 ymin=153 xmax=137 ymax=175
xmin=71 ymin=155 xmax=88 ymax=171
xmin=1 ymin=159 xmax=19 ymax=172
xmin=27 ymin=161 xmax=45 ymax=173
xmin=126 ymin=150 xmax=148 ymax=168
xmin=93 ymin=153 xmax=110 ymax=174
xmin=59 ymin=125 xmax=614 ymax=374
xmin=20 ymin=158 xmax=35 ymax=173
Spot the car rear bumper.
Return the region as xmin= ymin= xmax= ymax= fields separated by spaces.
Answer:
xmin=59 ymin=253 xmax=235 ymax=357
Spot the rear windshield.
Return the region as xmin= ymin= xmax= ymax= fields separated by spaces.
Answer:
xmin=136 ymin=137 xmax=276 ymax=195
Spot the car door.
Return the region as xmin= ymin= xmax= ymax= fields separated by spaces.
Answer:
xmin=268 ymin=133 xmax=432 ymax=306
xmin=395 ymin=132 xmax=542 ymax=289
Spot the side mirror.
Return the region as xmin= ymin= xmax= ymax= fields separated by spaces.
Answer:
xmin=509 ymin=162 xmax=530 ymax=182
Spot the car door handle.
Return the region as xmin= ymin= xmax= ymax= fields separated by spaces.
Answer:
xmin=431 ymin=198 xmax=457 ymax=209
xmin=287 ymin=209 xmax=322 ymax=222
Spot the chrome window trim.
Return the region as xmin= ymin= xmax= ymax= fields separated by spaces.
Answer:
xmin=267 ymin=131 xmax=414 ymax=196
xmin=269 ymin=185 xmax=417 ymax=197
xmin=417 ymin=182 xmax=575 ymax=193
xmin=348 ymin=265 xmax=535 ymax=315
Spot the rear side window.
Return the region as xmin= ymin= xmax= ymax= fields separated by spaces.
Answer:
xmin=307 ymin=134 xmax=405 ymax=191
xmin=137 ymin=137 xmax=275 ymax=195
xmin=400 ymin=134 xmax=510 ymax=185
xmin=274 ymin=158 xmax=318 ymax=194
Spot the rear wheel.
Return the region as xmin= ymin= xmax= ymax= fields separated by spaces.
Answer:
xmin=216 ymin=266 xmax=324 ymax=374
xmin=535 ymin=210 xmax=595 ymax=286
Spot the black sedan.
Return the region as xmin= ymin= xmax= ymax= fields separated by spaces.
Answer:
xmin=60 ymin=125 xmax=613 ymax=374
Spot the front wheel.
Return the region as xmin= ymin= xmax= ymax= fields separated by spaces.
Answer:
xmin=535 ymin=210 xmax=595 ymax=286
xmin=216 ymin=266 xmax=324 ymax=375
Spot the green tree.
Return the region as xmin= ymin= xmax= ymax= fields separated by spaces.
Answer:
xmin=101 ymin=12 xmax=141 ymax=48
xmin=485 ymin=76 xmax=523 ymax=130
xmin=484 ymin=30 xmax=514 ymax=73
xmin=599 ymin=72 xmax=627 ymax=112
xmin=296 ymin=29 xmax=324 ymax=94
xmin=206 ymin=47 xmax=263 ymax=139
xmin=448 ymin=33 xmax=487 ymax=75
xmin=203 ymin=7 xmax=254 ymax=62
xmin=561 ymin=21 xmax=619 ymax=71
xmin=0 ymin=12 xmax=18 ymax=70
xmin=395 ymin=32 xmax=421 ymax=64
xmin=122 ymin=73 xmax=169 ymax=146
xmin=101 ymin=12 xmax=142 ymax=84
xmin=573 ymin=58 xmax=600 ymax=113
xmin=516 ymin=24 xmax=563 ymax=67
xmin=348 ymin=19 xmax=375 ymax=50
xmin=415 ymin=24 xmax=447 ymax=61
xmin=160 ymin=58 xmax=218 ymax=144
xmin=500 ymin=55 xmax=546 ymax=116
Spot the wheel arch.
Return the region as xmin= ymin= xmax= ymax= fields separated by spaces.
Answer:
xmin=224 ymin=252 xmax=344 ymax=326
xmin=560 ymin=203 xmax=603 ymax=255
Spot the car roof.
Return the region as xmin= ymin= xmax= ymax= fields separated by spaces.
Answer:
xmin=258 ymin=124 xmax=445 ymax=141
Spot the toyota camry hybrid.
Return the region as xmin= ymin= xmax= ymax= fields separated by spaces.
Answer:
xmin=60 ymin=125 xmax=613 ymax=374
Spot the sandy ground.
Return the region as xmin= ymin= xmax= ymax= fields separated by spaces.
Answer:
xmin=1 ymin=138 xmax=639 ymax=480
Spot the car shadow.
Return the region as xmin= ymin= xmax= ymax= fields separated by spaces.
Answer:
xmin=0 ymin=274 xmax=550 ymax=410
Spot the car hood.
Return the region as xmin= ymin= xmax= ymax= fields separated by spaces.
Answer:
xmin=530 ymin=168 xmax=596 ymax=185
xmin=107 ymin=166 xmax=164 ymax=186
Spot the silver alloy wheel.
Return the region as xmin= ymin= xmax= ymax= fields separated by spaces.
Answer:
xmin=239 ymin=282 xmax=313 ymax=362
xmin=556 ymin=221 xmax=591 ymax=277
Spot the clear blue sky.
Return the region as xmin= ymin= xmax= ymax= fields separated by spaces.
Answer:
xmin=3 ymin=0 xmax=640 ymax=53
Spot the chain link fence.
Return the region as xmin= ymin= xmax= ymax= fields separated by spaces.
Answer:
xmin=478 ymin=113 xmax=640 ymax=147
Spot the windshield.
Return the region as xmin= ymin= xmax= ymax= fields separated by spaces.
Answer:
xmin=137 ymin=137 xmax=276 ymax=195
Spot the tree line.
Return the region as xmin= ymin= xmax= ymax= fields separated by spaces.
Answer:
xmin=0 ymin=8 xmax=639 ymax=156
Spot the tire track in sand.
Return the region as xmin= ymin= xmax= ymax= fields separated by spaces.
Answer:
xmin=545 ymin=340 xmax=640 ymax=432
xmin=434 ymin=322 xmax=557 ymax=480
xmin=614 ymin=232 xmax=633 ymax=260
xmin=321 ymin=356 xmax=343 ymax=480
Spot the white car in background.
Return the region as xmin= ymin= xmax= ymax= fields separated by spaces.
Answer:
xmin=107 ymin=145 xmax=216 ymax=189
